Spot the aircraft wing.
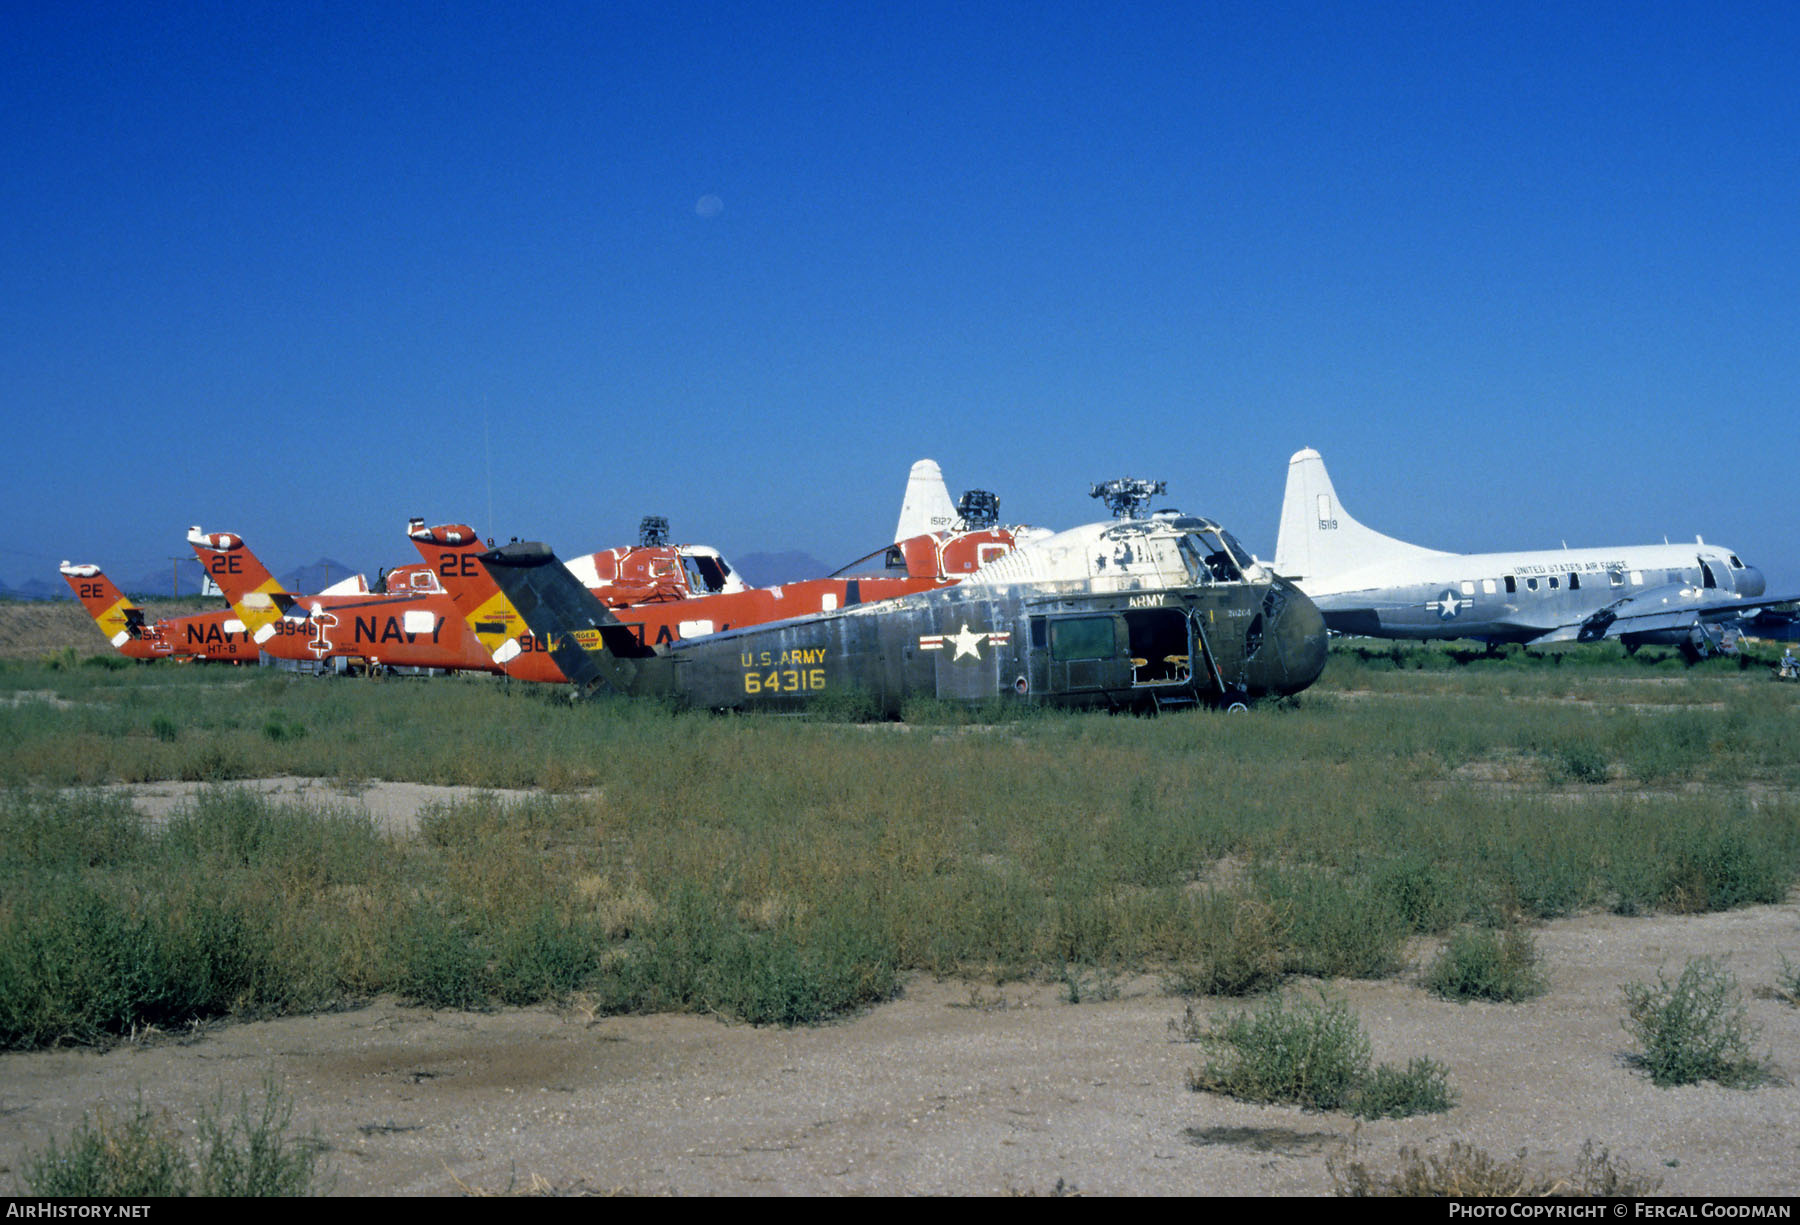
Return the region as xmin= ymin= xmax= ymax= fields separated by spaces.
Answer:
xmin=1535 ymin=584 xmax=1800 ymax=645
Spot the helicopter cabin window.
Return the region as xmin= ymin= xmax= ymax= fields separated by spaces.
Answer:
xmin=1609 ymin=569 xmax=1625 ymax=587
xmin=1526 ymin=577 xmax=1539 ymax=592
xmin=1504 ymin=576 xmax=1517 ymax=594
xmin=1548 ymin=576 xmax=1559 ymax=590
xmin=1050 ymin=616 xmax=1119 ymax=662
xmin=1630 ymin=571 xmax=1644 ymax=586
xmin=1460 ymin=581 xmax=1476 ymax=596
xmin=1568 ymin=573 xmax=1580 ymax=590
xmin=1482 ymin=578 xmax=1497 ymax=595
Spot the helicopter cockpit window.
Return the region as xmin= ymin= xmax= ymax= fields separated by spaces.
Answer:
xmin=683 ymin=555 xmax=730 ymax=593
xmin=1186 ymin=530 xmax=1242 ymax=582
xmin=1217 ymin=530 xmax=1256 ymax=572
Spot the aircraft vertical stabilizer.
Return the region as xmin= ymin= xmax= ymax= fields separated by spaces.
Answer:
xmin=60 ymin=562 xmax=150 ymax=651
xmin=894 ymin=459 xmax=959 ymax=542
xmin=189 ymin=527 xmax=292 ymax=643
xmin=1274 ymin=448 xmax=1450 ymax=583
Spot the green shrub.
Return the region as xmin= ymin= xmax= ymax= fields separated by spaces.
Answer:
xmin=1351 ymin=1057 xmax=1457 ymax=1119
xmin=1185 ymin=990 xmax=1456 ymax=1118
xmin=1164 ymin=893 xmax=1284 ymax=997
xmin=24 ymin=1081 xmax=326 ymax=1197
xmin=193 ymin=1079 xmax=328 ymax=1196
xmin=1657 ymin=826 xmax=1790 ymax=914
xmin=1497 ymin=843 xmax=1589 ymax=919
xmin=1061 ymin=961 xmax=1121 ymax=1004
xmin=23 ymin=1099 xmax=191 ymax=1196
xmin=1186 ymin=991 xmax=1371 ymax=1111
xmin=1621 ymin=957 xmax=1770 ymax=1088
xmin=1371 ymin=854 xmax=1467 ymax=935
xmin=587 ymin=888 xmax=901 ymax=1026
xmin=1424 ymin=926 xmax=1548 ymax=1003
xmin=394 ymin=903 xmax=487 ymax=1010
xmin=1775 ymin=954 xmax=1800 ymax=1006
xmin=1259 ymin=866 xmax=1406 ymax=979
xmin=709 ymin=923 xmax=900 ymax=1026
xmin=804 ymin=684 xmax=882 ymax=722
xmin=1331 ymin=1139 xmax=1660 ymax=1197
xmin=261 ymin=716 xmax=306 ymax=743
xmin=489 ymin=906 xmax=600 ymax=1006
xmin=1545 ymin=744 xmax=1608 ymax=785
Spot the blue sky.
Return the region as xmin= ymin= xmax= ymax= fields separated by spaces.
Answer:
xmin=5 ymin=2 xmax=1796 ymax=592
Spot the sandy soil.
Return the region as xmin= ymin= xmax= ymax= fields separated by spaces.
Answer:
xmin=1 ymin=781 xmax=1796 ymax=1197
xmin=92 ymin=775 xmax=552 ymax=837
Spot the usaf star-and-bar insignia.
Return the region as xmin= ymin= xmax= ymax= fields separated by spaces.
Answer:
xmin=919 ymin=622 xmax=1012 ymax=660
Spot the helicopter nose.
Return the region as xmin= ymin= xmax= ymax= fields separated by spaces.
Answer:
xmin=1248 ymin=580 xmax=1328 ymax=697
xmin=1737 ymin=565 xmax=1766 ymax=597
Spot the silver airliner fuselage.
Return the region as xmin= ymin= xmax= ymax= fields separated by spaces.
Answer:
xmin=1274 ymin=448 xmax=1780 ymax=655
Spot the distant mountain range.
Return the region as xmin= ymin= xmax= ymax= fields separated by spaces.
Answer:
xmin=729 ymin=551 xmax=829 ymax=588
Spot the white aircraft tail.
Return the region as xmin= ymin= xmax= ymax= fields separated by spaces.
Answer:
xmin=894 ymin=458 xmax=959 ymax=541
xmin=1274 ymin=447 xmax=1449 ymax=582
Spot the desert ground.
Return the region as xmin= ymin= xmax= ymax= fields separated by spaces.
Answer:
xmin=1 ymin=779 xmax=1797 ymax=1197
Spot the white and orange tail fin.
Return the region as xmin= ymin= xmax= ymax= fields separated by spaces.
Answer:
xmin=894 ymin=459 xmax=959 ymax=543
xmin=1273 ymin=448 xmax=1450 ymax=584
xmin=59 ymin=561 xmax=155 ymax=654
xmin=188 ymin=527 xmax=292 ymax=644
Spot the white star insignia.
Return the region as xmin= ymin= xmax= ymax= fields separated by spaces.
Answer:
xmin=948 ymin=623 xmax=987 ymax=660
xmin=1428 ymin=590 xmax=1469 ymax=620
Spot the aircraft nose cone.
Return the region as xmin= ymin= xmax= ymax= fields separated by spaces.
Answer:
xmin=1739 ymin=566 xmax=1766 ymax=597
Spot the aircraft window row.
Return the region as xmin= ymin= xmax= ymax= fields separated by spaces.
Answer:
xmin=1495 ymin=571 xmax=1598 ymax=595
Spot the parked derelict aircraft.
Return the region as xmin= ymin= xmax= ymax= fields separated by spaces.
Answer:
xmin=59 ymin=562 xmax=258 ymax=662
xmin=1274 ymin=447 xmax=1788 ymax=657
xmin=476 ymin=478 xmax=1328 ymax=713
xmin=189 ymin=528 xmax=499 ymax=673
xmin=410 ymin=461 xmax=1038 ymax=682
